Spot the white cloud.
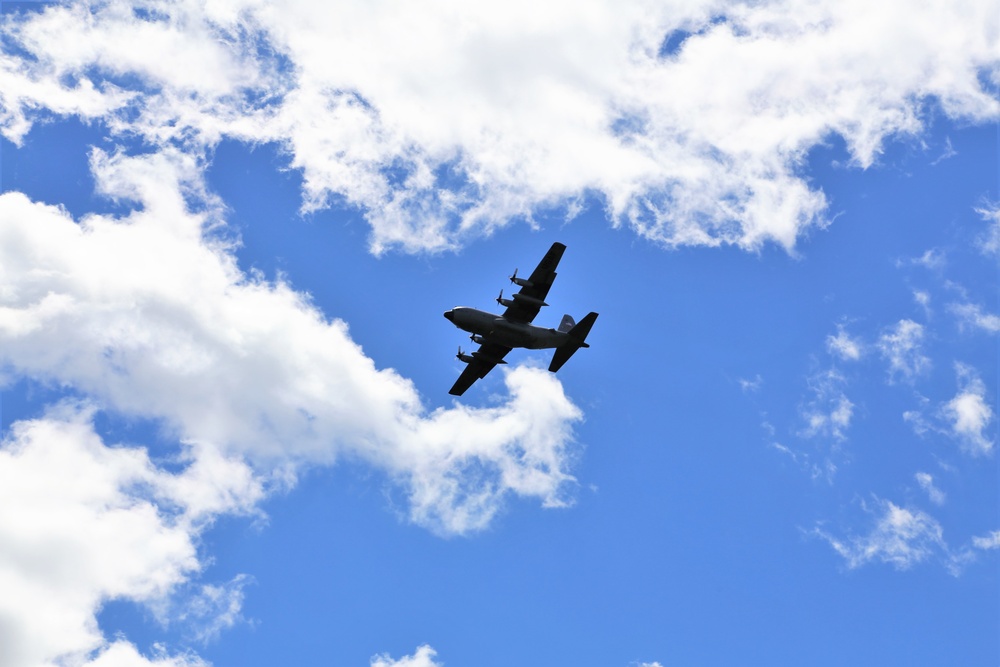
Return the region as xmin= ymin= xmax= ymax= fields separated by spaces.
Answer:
xmin=949 ymin=302 xmax=1000 ymax=334
xmin=813 ymin=498 xmax=947 ymax=571
xmin=971 ymin=531 xmax=1000 ymax=550
xmin=825 ymin=325 xmax=863 ymax=361
xmin=0 ymin=149 xmax=581 ymax=535
xmin=799 ymin=368 xmax=854 ymax=442
xmin=83 ymin=641 xmax=208 ymax=667
xmin=371 ymin=645 xmax=442 ymax=667
xmin=942 ymin=363 xmax=994 ymax=456
xmin=0 ymin=402 xmax=248 ymax=667
xmin=169 ymin=575 xmax=253 ymax=644
xmin=877 ymin=319 xmax=930 ymax=382
xmin=739 ymin=374 xmax=763 ymax=393
xmin=0 ymin=147 xmax=584 ymax=664
xmin=915 ymin=472 xmax=946 ymax=505
xmin=930 ymin=136 xmax=957 ymax=165
xmin=975 ymin=203 xmax=1000 ymax=256
xmin=2 ymin=0 xmax=999 ymax=253
xmin=903 ymin=409 xmax=931 ymax=437
xmin=817 ymin=497 xmax=1000 ymax=574
xmin=912 ymin=290 xmax=931 ymax=316
xmin=900 ymin=249 xmax=947 ymax=271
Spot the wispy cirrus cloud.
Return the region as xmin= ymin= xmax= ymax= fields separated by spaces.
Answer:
xmin=914 ymin=472 xmax=946 ymax=506
xmin=948 ymin=302 xmax=1000 ymax=334
xmin=812 ymin=498 xmax=950 ymax=572
xmin=975 ymin=203 xmax=1000 ymax=256
xmin=814 ymin=495 xmax=1000 ymax=575
xmin=798 ymin=368 xmax=854 ymax=443
xmin=826 ymin=324 xmax=863 ymax=361
xmin=971 ymin=531 xmax=1000 ymax=550
xmin=877 ymin=319 xmax=931 ymax=383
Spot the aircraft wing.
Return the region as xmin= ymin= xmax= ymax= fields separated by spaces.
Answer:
xmin=502 ymin=242 xmax=566 ymax=323
xmin=449 ymin=341 xmax=512 ymax=396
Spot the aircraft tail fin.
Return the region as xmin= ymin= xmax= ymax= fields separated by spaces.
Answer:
xmin=557 ymin=314 xmax=576 ymax=333
xmin=549 ymin=312 xmax=599 ymax=372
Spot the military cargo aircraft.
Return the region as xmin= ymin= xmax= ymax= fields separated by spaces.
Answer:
xmin=444 ymin=242 xmax=598 ymax=396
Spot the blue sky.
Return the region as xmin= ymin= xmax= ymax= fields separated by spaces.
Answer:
xmin=0 ymin=2 xmax=998 ymax=666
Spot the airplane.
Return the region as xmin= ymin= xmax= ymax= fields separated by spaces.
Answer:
xmin=443 ymin=242 xmax=599 ymax=396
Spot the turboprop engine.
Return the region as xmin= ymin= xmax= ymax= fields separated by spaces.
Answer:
xmin=509 ymin=268 xmax=533 ymax=287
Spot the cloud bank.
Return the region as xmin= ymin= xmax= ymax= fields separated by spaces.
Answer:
xmin=0 ymin=149 xmax=581 ymax=532
xmin=3 ymin=0 xmax=998 ymax=253
xmin=0 ymin=402 xmax=237 ymax=667
xmin=0 ymin=148 xmax=581 ymax=664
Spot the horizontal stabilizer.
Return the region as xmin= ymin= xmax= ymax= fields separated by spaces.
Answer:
xmin=568 ymin=312 xmax=597 ymax=343
xmin=549 ymin=312 xmax=599 ymax=373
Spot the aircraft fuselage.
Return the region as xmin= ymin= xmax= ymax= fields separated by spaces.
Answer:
xmin=444 ymin=307 xmax=568 ymax=350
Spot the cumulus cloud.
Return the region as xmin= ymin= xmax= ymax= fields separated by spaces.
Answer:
xmin=942 ymin=363 xmax=994 ymax=456
xmin=0 ymin=149 xmax=581 ymax=534
xmin=877 ymin=319 xmax=930 ymax=382
xmin=0 ymin=402 xmax=248 ymax=667
xmin=0 ymin=146 xmax=582 ymax=663
xmin=3 ymin=0 xmax=999 ymax=253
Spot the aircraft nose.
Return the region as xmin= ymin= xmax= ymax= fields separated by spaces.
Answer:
xmin=443 ymin=310 xmax=454 ymax=322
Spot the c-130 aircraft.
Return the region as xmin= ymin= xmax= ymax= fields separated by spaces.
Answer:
xmin=443 ymin=242 xmax=598 ymax=396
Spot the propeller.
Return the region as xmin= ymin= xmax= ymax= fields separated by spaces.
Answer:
xmin=496 ymin=289 xmax=504 ymax=305
xmin=509 ymin=268 xmax=519 ymax=284
xmin=456 ymin=346 xmax=464 ymax=359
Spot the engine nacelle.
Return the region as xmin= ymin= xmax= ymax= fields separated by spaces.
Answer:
xmin=496 ymin=289 xmax=547 ymax=309
xmin=470 ymin=334 xmax=486 ymax=344
xmin=512 ymin=292 xmax=548 ymax=307
xmin=457 ymin=352 xmax=476 ymax=364
xmin=496 ymin=289 xmax=516 ymax=308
